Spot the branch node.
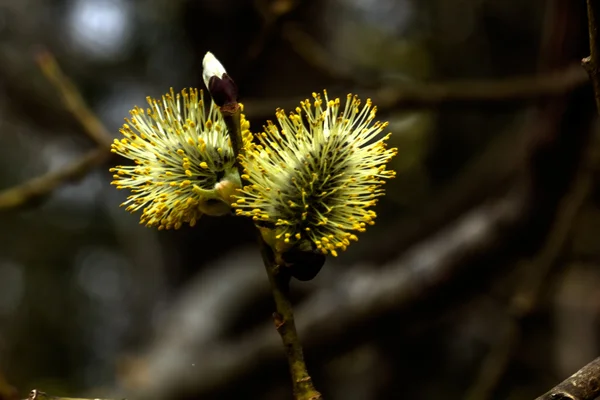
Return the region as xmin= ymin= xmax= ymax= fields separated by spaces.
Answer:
xmin=273 ymin=312 xmax=285 ymax=330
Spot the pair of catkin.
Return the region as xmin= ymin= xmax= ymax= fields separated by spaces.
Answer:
xmin=110 ymin=52 xmax=397 ymax=259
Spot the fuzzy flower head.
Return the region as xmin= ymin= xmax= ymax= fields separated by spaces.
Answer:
xmin=234 ymin=91 xmax=397 ymax=256
xmin=110 ymin=88 xmax=246 ymax=230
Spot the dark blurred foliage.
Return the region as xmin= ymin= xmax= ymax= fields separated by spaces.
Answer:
xmin=0 ymin=0 xmax=599 ymax=399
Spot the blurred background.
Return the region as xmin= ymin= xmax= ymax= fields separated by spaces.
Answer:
xmin=0 ymin=0 xmax=599 ymax=399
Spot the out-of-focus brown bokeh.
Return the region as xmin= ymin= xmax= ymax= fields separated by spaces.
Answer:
xmin=0 ymin=0 xmax=599 ymax=399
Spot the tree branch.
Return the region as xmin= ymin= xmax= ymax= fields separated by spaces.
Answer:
xmin=0 ymin=51 xmax=113 ymax=211
xmin=534 ymin=357 xmax=600 ymax=400
xmin=583 ymin=0 xmax=600 ymax=115
xmin=375 ymin=64 xmax=588 ymax=109
xmin=530 ymin=4 xmax=600 ymax=399
xmin=35 ymin=50 xmax=113 ymax=148
xmin=0 ymin=148 xmax=107 ymax=210
xmin=465 ymin=171 xmax=591 ymax=400
xmin=260 ymin=242 xmax=321 ymax=400
xmin=242 ymin=64 xmax=589 ymax=120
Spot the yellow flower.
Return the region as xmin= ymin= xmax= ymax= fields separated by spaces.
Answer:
xmin=110 ymin=88 xmax=245 ymax=230
xmin=234 ymin=91 xmax=397 ymax=256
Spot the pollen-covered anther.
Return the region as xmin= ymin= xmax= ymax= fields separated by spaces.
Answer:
xmin=234 ymin=90 xmax=396 ymax=256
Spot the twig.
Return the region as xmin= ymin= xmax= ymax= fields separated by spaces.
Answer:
xmin=279 ymin=21 xmax=589 ymax=104
xmin=375 ymin=64 xmax=588 ymax=109
xmin=512 ymin=173 xmax=591 ymax=318
xmin=534 ymin=357 xmax=600 ymax=400
xmin=0 ymin=148 xmax=107 ymax=210
xmin=35 ymin=50 xmax=113 ymax=149
xmin=27 ymin=390 xmax=120 ymax=400
xmin=282 ymin=23 xmax=356 ymax=83
xmin=583 ymin=0 xmax=600 ymax=115
xmin=465 ymin=172 xmax=591 ymax=400
xmin=206 ymin=64 xmax=323 ymax=399
xmin=464 ymin=320 xmax=518 ymax=400
xmin=0 ymin=51 xmax=114 ymax=211
xmin=529 ymin=4 xmax=600 ymax=399
xmin=260 ymin=241 xmax=322 ymax=400
xmin=244 ymin=0 xmax=300 ymax=66
xmin=242 ymin=64 xmax=589 ymax=120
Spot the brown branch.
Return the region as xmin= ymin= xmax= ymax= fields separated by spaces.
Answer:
xmin=583 ymin=0 xmax=600 ymax=115
xmin=465 ymin=171 xmax=591 ymax=400
xmin=529 ymin=5 xmax=600 ymax=400
xmin=277 ymin=21 xmax=590 ymax=106
xmin=0 ymin=148 xmax=108 ymax=210
xmin=281 ymin=23 xmax=356 ymax=83
xmin=260 ymin=242 xmax=322 ymax=400
xmin=242 ymin=64 xmax=589 ymax=120
xmin=35 ymin=50 xmax=113 ymax=148
xmin=0 ymin=51 xmax=114 ymax=211
xmin=534 ymin=357 xmax=600 ymax=400
xmin=374 ymin=64 xmax=588 ymax=109
xmin=244 ymin=0 xmax=300 ymax=65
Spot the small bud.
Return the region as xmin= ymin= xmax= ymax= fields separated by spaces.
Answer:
xmin=215 ymin=177 xmax=240 ymax=204
xmin=283 ymin=247 xmax=326 ymax=281
xmin=202 ymin=52 xmax=227 ymax=88
xmin=193 ymin=173 xmax=242 ymax=217
xmin=197 ymin=198 xmax=232 ymax=217
xmin=202 ymin=51 xmax=238 ymax=107
xmin=257 ymin=226 xmax=325 ymax=280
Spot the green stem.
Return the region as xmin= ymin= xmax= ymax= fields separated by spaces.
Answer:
xmin=259 ymin=242 xmax=322 ymax=400
xmin=220 ymin=103 xmax=243 ymax=172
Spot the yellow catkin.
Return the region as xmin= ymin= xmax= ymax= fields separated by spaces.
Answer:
xmin=110 ymin=87 xmax=244 ymax=229
xmin=234 ymin=91 xmax=397 ymax=256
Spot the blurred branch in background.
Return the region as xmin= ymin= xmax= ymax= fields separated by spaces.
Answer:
xmin=465 ymin=170 xmax=592 ymax=400
xmin=242 ymin=0 xmax=301 ymax=68
xmin=0 ymin=51 xmax=113 ymax=211
xmin=527 ymin=2 xmax=600 ymax=399
xmin=243 ymin=63 xmax=589 ymax=119
xmin=35 ymin=51 xmax=113 ymax=148
xmin=0 ymin=148 xmax=106 ymax=210
xmin=0 ymin=370 xmax=17 ymax=400
xmin=582 ymin=0 xmax=600 ymax=115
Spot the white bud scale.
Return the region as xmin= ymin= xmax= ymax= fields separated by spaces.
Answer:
xmin=202 ymin=52 xmax=227 ymax=91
